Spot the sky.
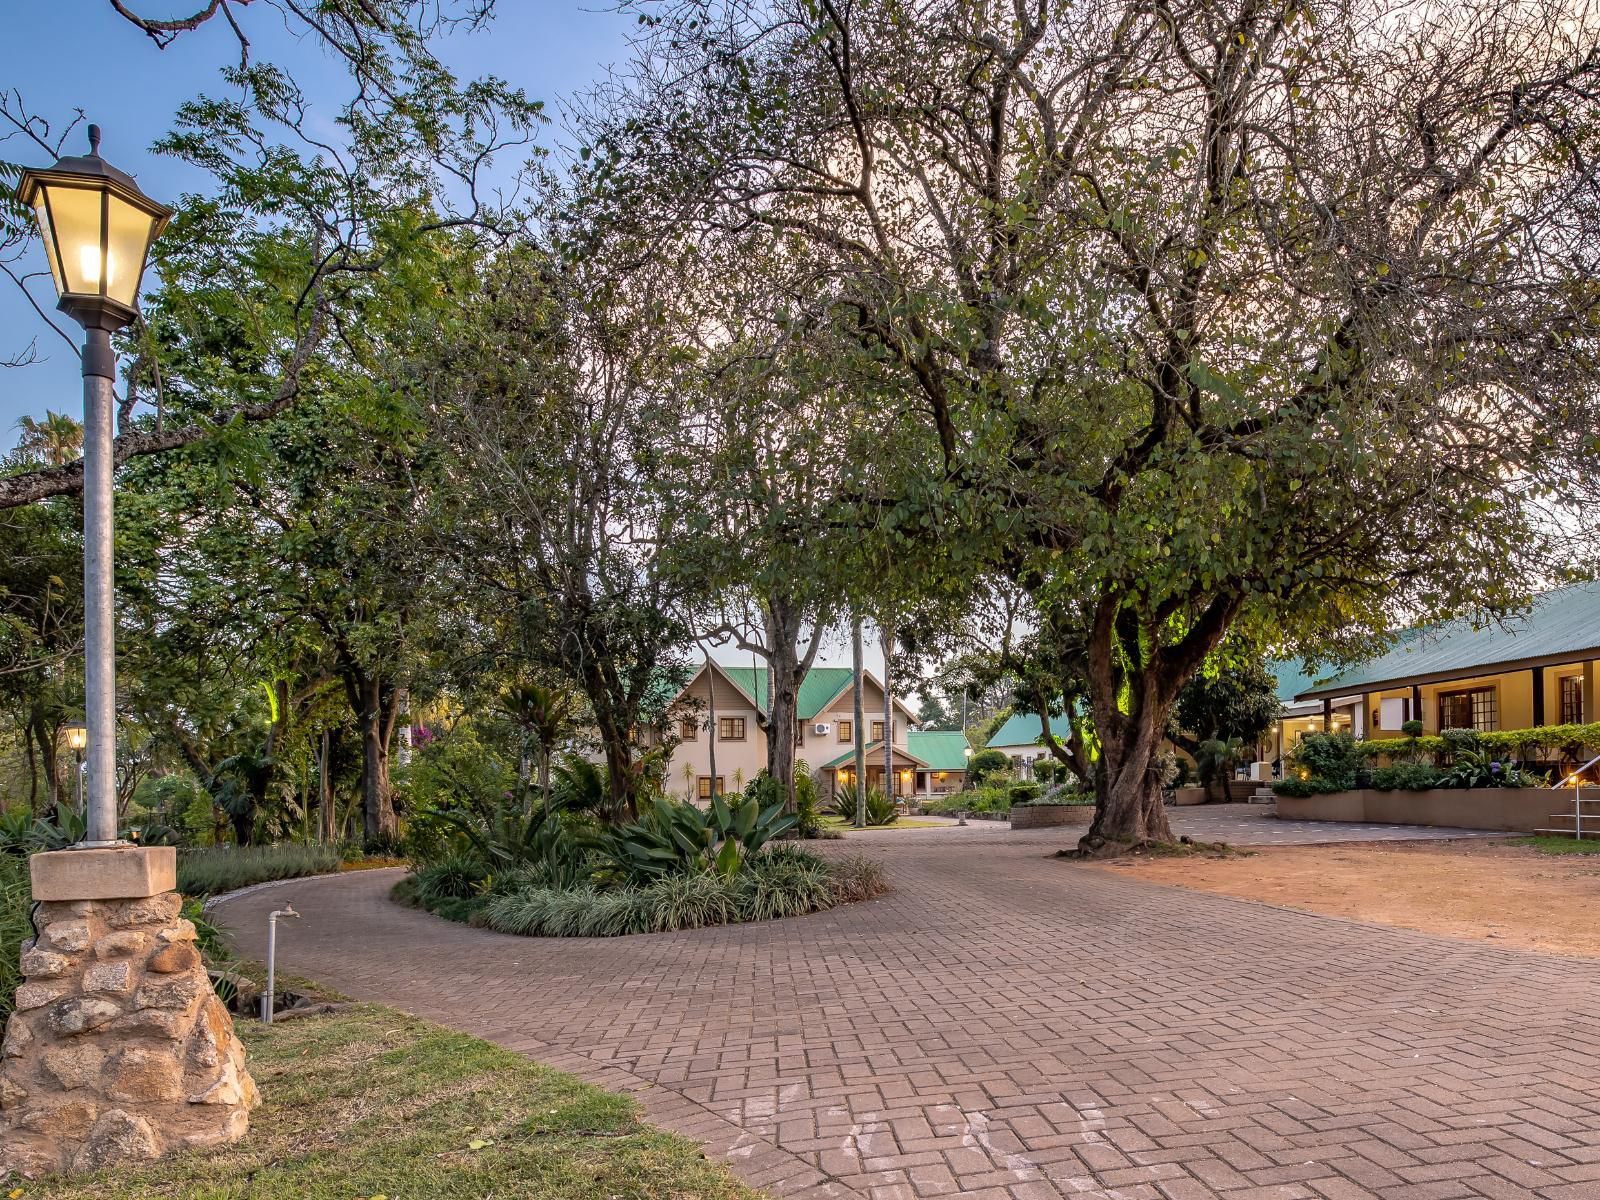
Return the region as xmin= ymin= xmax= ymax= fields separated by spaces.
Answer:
xmin=0 ymin=0 xmax=637 ymax=443
xmin=0 ymin=1 xmax=900 ymax=682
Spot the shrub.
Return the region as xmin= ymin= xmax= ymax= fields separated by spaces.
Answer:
xmin=414 ymin=853 xmax=489 ymax=905
xmin=604 ymin=795 xmax=795 ymax=882
xmin=734 ymin=851 xmax=833 ymax=921
xmin=1033 ymin=759 xmax=1058 ymax=785
xmin=641 ymin=873 xmax=739 ymax=930
xmin=1401 ymin=719 xmax=1425 ymax=737
xmin=967 ymin=748 xmax=1010 ymax=787
xmin=469 ymin=847 xmax=881 ymax=938
xmin=1288 ymin=731 xmax=1361 ymax=790
xmin=1371 ymin=762 xmax=1442 ymax=791
xmin=1008 ymin=783 xmax=1044 ymax=807
xmin=175 ymin=843 xmax=343 ymax=897
xmin=1271 ymin=776 xmax=1347 ymax=797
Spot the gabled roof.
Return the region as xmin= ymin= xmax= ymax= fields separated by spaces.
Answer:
xmin=987 ymin=711 xmax=1074 ymax=750
xmin=715 ymin=665 xmax=858 ymax=720
xmin=1296 ymin=580 xmax=1600 ymax=700
xmin=907 ymin=730 xmax=971 ymax=771
xmin=691 ymin=663 xmax=916 ymax=722
xmin=819 ymin=740 xmax=929 ymax=771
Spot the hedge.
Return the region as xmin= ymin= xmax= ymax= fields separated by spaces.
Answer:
xmin=1359 ymin=722 xmax=1600 ymax=761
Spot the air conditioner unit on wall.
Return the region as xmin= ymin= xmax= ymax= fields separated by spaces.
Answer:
xmin=814 ymin=722 xmax=831 ymax=736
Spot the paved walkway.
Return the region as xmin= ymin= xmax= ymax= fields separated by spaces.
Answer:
xmin=222 ymin=822 xmax=1600 ymax=1200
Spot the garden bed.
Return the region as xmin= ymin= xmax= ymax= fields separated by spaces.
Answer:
xmin=401 ymin=845 xmax=888 ymax=937
xmin=14 ymin=1004 xmax=761 ymax=1199
xmin=1275 ymin=787 xmax=1563 ymax=832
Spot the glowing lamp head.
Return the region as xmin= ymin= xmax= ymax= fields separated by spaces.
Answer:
xmin=63 ymin=721 xmax=87 ymax=752
xmin=16 ymin=125 xmax=172 ymax=329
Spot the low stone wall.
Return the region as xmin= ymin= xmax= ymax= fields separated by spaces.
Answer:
xmin=1173 ymin=787 xmax=1209 ymax=806
xmin=1010 ymin=804 xmax=1094 ymax=830
xmin=1276 ymin=787 xmax=1564 ymax=833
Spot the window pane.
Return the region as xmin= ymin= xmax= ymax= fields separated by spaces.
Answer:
xmin=43 ymin=182 xmax=104 ymax=296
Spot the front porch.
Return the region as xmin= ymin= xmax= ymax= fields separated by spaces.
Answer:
xmin=822 ymin=741 xmax=926 ymax=799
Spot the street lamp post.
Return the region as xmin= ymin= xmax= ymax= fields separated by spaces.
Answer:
xmin=63 ymin=720 xmax=88 ymax=816
xmin=1 ymin=128 xmax=260 ymax=1179
xmin=18 ymin=126 xmax=171 ymax=848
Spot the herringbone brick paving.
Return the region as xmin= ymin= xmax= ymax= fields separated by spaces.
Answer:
xmin=223 ymin=818 xmax=1600 ymax=1199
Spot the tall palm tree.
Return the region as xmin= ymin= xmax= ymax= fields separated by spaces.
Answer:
xmin=15 ymin=411 xmax=84 ymax=467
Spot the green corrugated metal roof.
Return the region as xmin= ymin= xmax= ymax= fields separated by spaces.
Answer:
xmin=987 ymin=711 xmax=1075 ymax=749
xmin=907 ymin=731 xmax=970 ymax=771
xmin=714 ymin=665 xmax=858 ymax=720
xmin=1269 ymin=659 xmax=1321 ymax=703
xmin=1297 ymin=581 xmax=1600 ymax=699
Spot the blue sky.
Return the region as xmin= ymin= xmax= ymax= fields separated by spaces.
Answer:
xmin=0 ymin=0 xmax=637 ymax=449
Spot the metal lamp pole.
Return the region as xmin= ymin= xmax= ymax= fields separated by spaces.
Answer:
xmin=18 ymin=126 xmax=172 ymax=848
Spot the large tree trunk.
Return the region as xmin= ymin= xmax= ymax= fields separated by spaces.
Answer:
xmin=1073 ymin=594 xmax=1238 ymax=854
xmin=358 ymin=673 xmax=399 ymax=846
xmin=761 ymin=595 xmax=823 ymax=815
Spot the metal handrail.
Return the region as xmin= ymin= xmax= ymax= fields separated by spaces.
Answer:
xmin=1559 ymin=755 xmax=1600 ymax=840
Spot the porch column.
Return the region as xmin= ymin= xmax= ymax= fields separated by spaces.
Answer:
xmin=1585 ymin=661 xmax=1598 ymax=727
xmin=1533 ymin=665 xmax=1546 ymax=727
xmin=1322 ymin=698 xmax=1331 ymax=732
xmin=1412 ymin=684 xmax=1424 ymax=730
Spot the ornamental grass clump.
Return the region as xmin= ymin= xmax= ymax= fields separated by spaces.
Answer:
xmin=468 ymin=846 xmax=888 ymax=938
xmin=176 ymin=842 xmax=344 ymax=896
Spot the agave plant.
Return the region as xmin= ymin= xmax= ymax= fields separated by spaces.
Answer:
xmin=605 ymin=795 xmax=795 ymax=883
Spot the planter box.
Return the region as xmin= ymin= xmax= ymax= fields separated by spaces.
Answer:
xmin=1010 ymin=804 xmax=1094 ymax=830
xmin=1276 ymin=787 xmax=1563 ymax=833
xmin=1173 ymin=787 xmax=1210 ymax=806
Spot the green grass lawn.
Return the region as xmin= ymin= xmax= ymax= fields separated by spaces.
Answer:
xmin=20 ymin=1005 xmax=762 ymax=1200
xmin=816 ymin=815 xmax=945 ymax=831
xmin=1514 ymin=834 xmax=1600 ymax=856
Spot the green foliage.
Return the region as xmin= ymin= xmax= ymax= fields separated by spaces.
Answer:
xmin=414 ymin=853 xmax=490 ymax=906
xmin=1401 ymin=720 xmax=1425 ymax=737
xmin=1359 ymin=735 xmax=1448 ymax=759
xmin=1008 ymin=783 xmax=1044 ymax=807
xmin=603 ymin=795 xmax=795 ymax=883
xmin=1370 ymin=762 xmax=1442 ymax=791
xmin=1173 ymin=656 xmax=1281 ymax=751
xmin=1288 ymin=732 xmax=1362 ymax=790
xmin=0 ymin=854 xmax=31 ymax=1023
xmin=1270 ymin=776 xmax=1348 ymax=798
xmin=1435 ymin=751 xmax=1546 ymax=790
xmin=175 ymin=843 xmax=343 ymax=896
xmin=475 ymin=847 xmax=887 ymax=938
xmin=0 ymin=804 xmax=94 ymax=855
xmin=966 ymin=748 xmax=1010 ymax=787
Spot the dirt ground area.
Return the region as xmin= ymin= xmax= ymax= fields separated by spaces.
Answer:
xmin=1095 ymin=838 xmax=1600 ymax=959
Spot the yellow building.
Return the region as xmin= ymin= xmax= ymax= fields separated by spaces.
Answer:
xmin=1292 ymin=581 xmax=1600 ymax=745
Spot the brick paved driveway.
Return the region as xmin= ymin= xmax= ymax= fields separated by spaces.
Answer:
xmin=223 ymin=829 xmax=1600 ymax=1200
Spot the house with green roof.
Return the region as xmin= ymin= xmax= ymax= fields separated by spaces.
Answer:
xmin=985 ymin=711 xmax=1076 ymax=777
xmin=1286 ymin=580 xmax=1600 ymax=746
xmin=659 ymin=661 xmax=926 ymax=801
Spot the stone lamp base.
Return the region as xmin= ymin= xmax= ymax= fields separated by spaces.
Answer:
xmin=0 ymin=847 xmax=259 ymax=1177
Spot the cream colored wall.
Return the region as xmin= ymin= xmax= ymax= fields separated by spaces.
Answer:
xmin=662 ymin=667 xmax=917 ymax=800
xmin=667 ymin=668 xmax=768 ymax=799
xmin=815 ymin=675 xmax=913 ymax=754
